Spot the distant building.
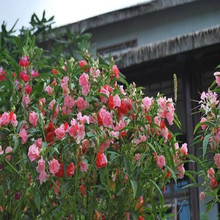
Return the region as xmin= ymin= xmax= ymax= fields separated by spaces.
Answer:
xmin=56 ymin=0 xmax=220 ymax=219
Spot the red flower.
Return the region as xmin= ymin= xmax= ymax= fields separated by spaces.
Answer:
xmin=55 ymin=163 xmax=64 ymax=178
xmin=146 ymin=115 xmax=152 ymax=122
xmin=0 ymin=67 xmax=6 ymax=81
xmin=67 ymin=162 xmax=75 ymax=177
xmin=19 ymin=56 xmax=29 ymax=67
xmin=96 ymin=152 xmax=108 ymax=169
xmin=52 ymin=68 xmax=58 ymax=75
xmin=97 ymin=112 xmax=103 ymax=126
xmin=117 ymin=98 xmax=133 ymax=117
xmin=19 ymin=72 xmax=29 ymax=82
xmin=166 ymin=171 xmax=171 ymax=179
xmin=168 ymin=133 xmax=172 ymax=140
xmin=45 ymin=122 xmax=55 ymax=143
xmin=79 ymin=60 xmax=89 ymax=72
xmin=25 ymin=85 xmax=32 ymax=94
xmin=79 ymin=184 xmax=86 ymax=196
xmin=64 ymin=122 xmax=69 ymax=131
xmin=160 ymin=120 xmax=166 ymax=129
xmin=210 ymin=177 xmax=218 ymax=189
xmin=108 ymin=95 xmax=114 ymax=109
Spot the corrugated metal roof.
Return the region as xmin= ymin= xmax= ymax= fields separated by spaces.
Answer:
xmin=114 ymin=25 xmax=220 ymax=68
xmin=53 ymin=0 xmax=198 ymax=36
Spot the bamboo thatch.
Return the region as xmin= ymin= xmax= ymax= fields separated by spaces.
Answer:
xmin=114 ymin=25 xmax=220 ymax=68
xmin=49 ymin=0 xmax=197 ymax=39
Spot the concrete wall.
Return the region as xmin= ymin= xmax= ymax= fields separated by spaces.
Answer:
xmin=90 ymin=0 xmax=220 ymax=51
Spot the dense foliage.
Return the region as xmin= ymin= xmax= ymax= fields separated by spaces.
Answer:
xmin=0 ymin=19 xmax=187 ymax=218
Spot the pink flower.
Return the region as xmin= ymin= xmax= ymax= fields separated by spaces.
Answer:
xmin=39 ymin=98 xmax=46 ymax=106
xmin=45 ymin=86 xmax=53 ymax=96
xmin=22 ymin=94 xmax=30 ymax=109
xmin=5 ymin=146 xmax=12 ymax=161
xmin=54 ymin=180 xmax=60 ymax=195
xmin=9 ymin=111 xmax=18 ymax=127
xmin=1 ymin=112 xmax=9 ymax=126
xmin=77 ymin=124 xmax=85 ymax=143
xmin=28 ymin=144 xmax=40 ymax=162
xmin=68 ymin=119 xmax=78 ymax=138
xmin=61 ymin=76 xmax=69 ymax=89
xmin=76 ymin=97 xmax=87 ymax=111
xmin=109 ymin=94 xmax=121 ymax=109
xmin=214 ymin=72 xmax=220 ymax=86
xmin=166 ymin=111 xmax=174 ymax=125
xmin=79 ymin=73 xmax=89 ymax=87
xmin=90 ymin=68 xmax=100 ymax=78
xmin=100 ymin=140 xmax=110 ymax=153
xmin=77 ymin=112 xmax=90 ymax=124
xmin=0 ymin=146 xmax=4 ymax=155
xmin=36 ymin=157 xmax=45 ymax=173
xmin=134 ymin=153 xmax=141 ymax=161
xmin=82 ymin=84 xmax=90 ymax=96
xmin=142 ymin=97 xmax=153 ymax=111
xmin=98 ymin=108 xmax=113 ymax=128
xmin=157 ymin=155 xmax=166 ymax=169
xmin=109 ymin=131 xmax=119 ymax=139
xmin=64 ymin=95 xmax=75 ymax=108
xmin=29 ymin=112 xmax=38 ymax=127
xmin=39 ymin=171 xmax=49 ymax=185
xmin=80 ymin=161 xmax=88 ymax=172
xmin=35 ymin=138 xmax=43 ymax=148
xmin=112 ymin=65 xmax=119 ymax=78
xmin=48 ymin=99 xmax=59 ymax=118
xmin=49 ymin=158 xmax=60 ymax=175
xmin=207 ymin=167 xmax=215 ymax=179
xmin=177 ymin=164 xmax=185 ymax=179
xmin=55 ymin=126 xmax=66 ymax=140
xmin=200 ymin=117 xmax=207 ymax=130
xmin=99 ymin=86 xmax=110 ymax=103
xmin=19 ymin=128 xmax=28 ymax=144
xmin=157 ymin=97 xmax=167 ymax=109
xmin=214 ymin=154 xmax=220 ymax=168
xmin=199 ymin=191 xmax=205 ymax=202
xmin=180 ymin=143 xmax=188 ymax=156
xmin=30 ymin=70 xmax=39 ymax=78
xmin=174 ymin=143 xmax=179 ymax=150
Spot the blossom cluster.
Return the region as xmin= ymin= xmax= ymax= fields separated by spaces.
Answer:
xmin=196 ymin=72 xmax=220 ymax=206
xmin=0 ymin=47 xmax=186 ymax=219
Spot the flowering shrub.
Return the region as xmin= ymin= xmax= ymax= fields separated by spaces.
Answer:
xmin=0 ymin=36 xmax=187 ymax=219
xmin=192 ymin=71 xmax=220 ymax=211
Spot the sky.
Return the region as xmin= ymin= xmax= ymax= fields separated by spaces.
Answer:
xmin=0 ymin=0 xmax=152 ymax=32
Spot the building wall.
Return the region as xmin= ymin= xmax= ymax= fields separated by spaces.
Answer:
xmin=90 ymin=0 xmax=220 ymax=52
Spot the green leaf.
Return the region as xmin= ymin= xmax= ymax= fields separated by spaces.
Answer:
xmin=203 ymin=134 xmax=211 ymax=158
xmin=187 ymin=154 xmax=206 ymax=170
xmin=13 ymin=135 xmax=19 ymax=151
xmin=34 ymin=193 xmax=41 ymax=211
xmin=149 ymin=179 xmax=163 ymax=197
xmin=165 ymin=165 xmax=177 ymax=183
xmin=181 ymin=183 xmax=199 ymax=190
xmin=124 ymin=157 xmax=130 ymax=175
xmin=100 ymin=167 xmax=105 ymax=186
xmin=130 ymin=180 xmax=137 ymax=199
